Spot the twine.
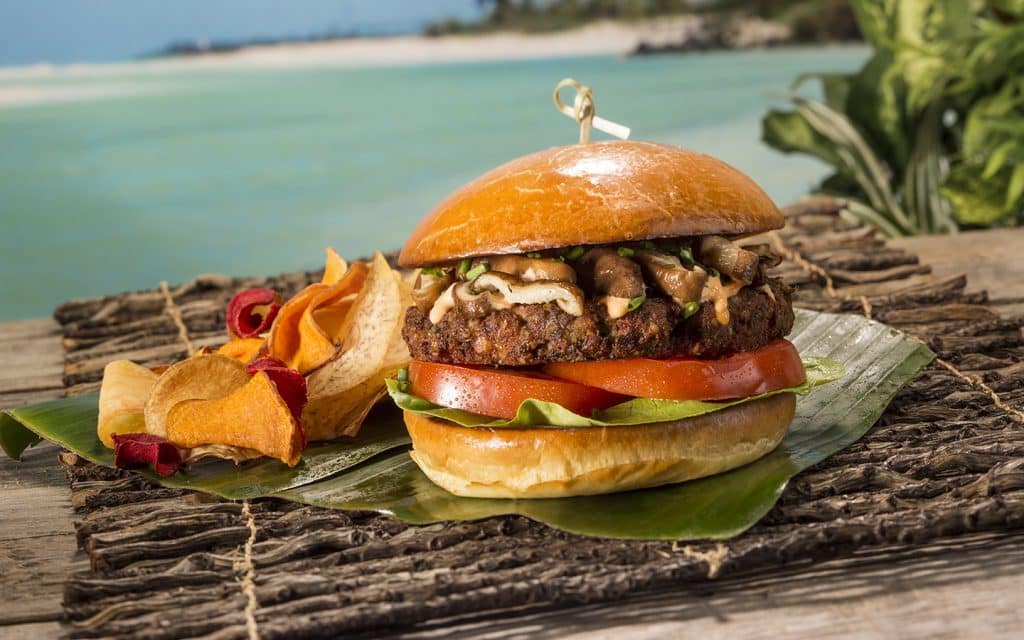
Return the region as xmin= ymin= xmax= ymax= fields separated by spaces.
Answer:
xmin=771 ymin=230 xmax=1024 ymax=425
xmin=672 ymin=542 xmax=728 ymax=579
xmin=159 ymin=281 xmax=196 ymax=356
xmin=236 ymin=500 xmax=261 ymax=640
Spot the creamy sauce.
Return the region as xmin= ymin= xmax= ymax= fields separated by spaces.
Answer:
xmin=602 ymin=296 xmax=631 ymax=320
xmin=700 ymin=276 xmax=743 ymax=326
xmin=429 ymin=283 xmax=458 ymax=324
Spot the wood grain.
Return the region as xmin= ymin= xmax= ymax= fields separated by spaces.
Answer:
xmin=0 ymin=318 xmax=79 ymax=629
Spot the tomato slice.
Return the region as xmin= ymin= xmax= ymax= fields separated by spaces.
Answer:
xmin=409 ymin=360 xmax=627 ymax=420
xmin=543 ymin=339 xmax=806 ymax=401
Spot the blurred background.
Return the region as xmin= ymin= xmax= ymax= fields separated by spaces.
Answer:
xmin=1 ymin=1 xmax=1019 ymax=322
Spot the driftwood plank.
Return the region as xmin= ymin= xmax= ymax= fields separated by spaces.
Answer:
xmin=0 ymin=320 xmax=77 ymax=628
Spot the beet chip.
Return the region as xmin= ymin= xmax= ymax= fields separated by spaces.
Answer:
xmin=227 ymin=288 xmax=281 ymax=339
xmin=247 ymin=357 xmax=309 ymax=446
xmin=112 ymin=433 xmax=182 ymax=477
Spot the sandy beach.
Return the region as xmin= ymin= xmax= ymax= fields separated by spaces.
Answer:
xmin=0 ymin=18 xmax=708 ymax=106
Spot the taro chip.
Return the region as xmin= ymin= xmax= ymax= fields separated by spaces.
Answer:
xmin=112 ymin=433 xmax=182 ymax=477
xmin=303 ymin=252 xmax=408 ymax=439
xmin=166 ymin=371 xmax=304 ymax=467
xmin=217 ymin=337 xmax=266 ymax=364
xmin=227 ymin=288 xmax=281 ymax=339
xmin=322 ymin=247 xmax=348 ymax=285
xmin=98 ymin=360 xmax=159 ymax=448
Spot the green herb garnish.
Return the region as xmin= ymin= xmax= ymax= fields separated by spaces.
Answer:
xmin=526 ymin=252 xmax=542 ymax=259
xmin=617 ymin=247 xmax=635 ymax=258
xmin=457 ymin=258 xmax=471 ymax=277
xmin=464 ymin=262 xmax=489 ymax=281
xmin=680 ymin=247 xmax=694 ymax=263
xmin=683 ymin=301 xmax=700 ymax=318
xmin=420 ymin=266 xmax=445 ymax=277
xmin=641 ymin=240 xmax=655 ymax=249
xmin=565 ymin=246 xmax=585 ymax=261
xmin=628 ymin=294 xmax=646 ymax=311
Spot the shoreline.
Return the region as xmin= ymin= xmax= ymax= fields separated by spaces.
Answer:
xmin=0 ymin=18 xmax=860 ymax=80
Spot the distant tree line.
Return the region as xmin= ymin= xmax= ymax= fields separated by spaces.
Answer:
xmin=426 ymin=0 xmax=858 ymax=42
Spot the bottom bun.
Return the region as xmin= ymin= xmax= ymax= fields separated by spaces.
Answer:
xmin=404 ymin=393 xmax=796 ymax=498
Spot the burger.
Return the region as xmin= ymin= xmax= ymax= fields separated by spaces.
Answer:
xmin=391 ymin=140 xmax=808 ymax=498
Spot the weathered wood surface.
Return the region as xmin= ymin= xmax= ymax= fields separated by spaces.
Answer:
xmin=2 ymin=216 xmax=1024 ymax=638
xmin=890 ymin=229 xmax=1024 ymax=318
xmin=0 ymin=318 xmax=81 ymax=635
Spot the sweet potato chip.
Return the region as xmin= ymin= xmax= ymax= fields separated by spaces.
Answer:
xmin=322 ymin=247 xmax=348 ymax=285
xmin=267 ymin=261 xmax=369 ymax=374
xmin=98 ymin=360 xmax=159 ymax=448
xmin=144 ymin=354 xmax=250 ymax=439
xmin=226 ymin=288 xmax=281 ymax=339
xmin=217 ymin=337 xmax=266 ymax=364
xmin=303 ymin=252 xmax=410 ymax=439
xmin=113 ymin=433 xmax=182 ymax=477
xmin=247 ymin=357 xmax=308 ymax=446
xmin=166 ymin=371 xmax=304 ymax=467
xmin=265 ymin=282 xmax=326 ymax=371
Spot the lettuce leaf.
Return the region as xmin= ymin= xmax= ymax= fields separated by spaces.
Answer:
xmin=386 ymin=357 xmax=843 ymax=429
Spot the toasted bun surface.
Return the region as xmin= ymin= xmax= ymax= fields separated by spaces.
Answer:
xmin=403 ymin=392 xmax=795 ymax=498
xmin=399 ymin=140 xmax=783 ymax=267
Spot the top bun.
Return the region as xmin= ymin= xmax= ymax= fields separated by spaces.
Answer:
xmin=399 ymin=140 xmax=783 ymax=267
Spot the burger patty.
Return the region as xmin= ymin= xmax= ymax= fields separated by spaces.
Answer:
xmin=403 ymin=278 xmax=794 ymax=366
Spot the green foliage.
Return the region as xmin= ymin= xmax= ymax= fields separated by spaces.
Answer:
xmin=762 ymin=0 xmax=1024 ymax=234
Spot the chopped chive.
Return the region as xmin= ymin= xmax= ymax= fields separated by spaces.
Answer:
xmin=566 ymin=246 xmax=585 ymax=261
xmin=679 ymin=247 xmax=694 ymax=263
xmin=396 ymin=368 xmax=409 ymax=383
xmin=464 ymin=262 xmax=489 ymax=281
xmin=556 ymin=255 xmax=566 ymax=262
xmin=617 ymin=247 xmax=635 ymax=258
xmin=457 ymin=258 xmax=472 ymax=276
xmin=628 ymin=294 xmax=646 ymax=311
xmin=641 ymin=240 xmax=655 ymax=249
xmin=420 ymin=266 xmax=445 ymax=277
xmin=683 ymin=301 xmax=700 ymax=318
xmin=526 ymin=252 xmax=542 ymax=259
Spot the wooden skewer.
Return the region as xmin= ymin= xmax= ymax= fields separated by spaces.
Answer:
xmin=553 ymin=78 xmax=630 ymax=143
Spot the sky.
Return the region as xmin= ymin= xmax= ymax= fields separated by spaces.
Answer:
xmin=0 ymin=0 xmax=483 ymax=66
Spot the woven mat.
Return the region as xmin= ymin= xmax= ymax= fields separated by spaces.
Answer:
xmin=53 ymin=198 xmax=1024 ymax=638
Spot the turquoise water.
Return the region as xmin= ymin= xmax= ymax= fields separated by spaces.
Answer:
xmin=0 ymin=47 xmax=866 ymax=321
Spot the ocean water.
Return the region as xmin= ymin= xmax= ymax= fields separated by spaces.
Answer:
xmin=0 ymin=47 xmax=867 ymax=321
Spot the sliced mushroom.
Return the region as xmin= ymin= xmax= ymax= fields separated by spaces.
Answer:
xmin=635 ymin=249 xmax=708 ymax=307
xmin=484 ymin=255 xmax=577 ymax=283
xmin=412 ymin=269 xmax=454 ymax=313
xmin=576 ymin=248 xmax=644 ymax=299
xmin=741 ymin=243 xmax=783 ymax=268
xmin=697 ymin=236 xmax=760 ymax=285
xmin=470 ymin=272 xmax=584 ymax=316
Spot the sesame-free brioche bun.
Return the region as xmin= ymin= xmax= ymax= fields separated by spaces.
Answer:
xmin=403 ymin=392 xmax=796 ymax=499
xmin=398 ymin=140 xmax=783 ymax=268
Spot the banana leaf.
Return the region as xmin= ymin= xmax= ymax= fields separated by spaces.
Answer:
xmin=2 ymin=310 xmax=932 ymax=539
xmin=276 ymin=310 xmax=933 ymax=539
xmin=1 ymin=398 xmax=411 ymax=500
